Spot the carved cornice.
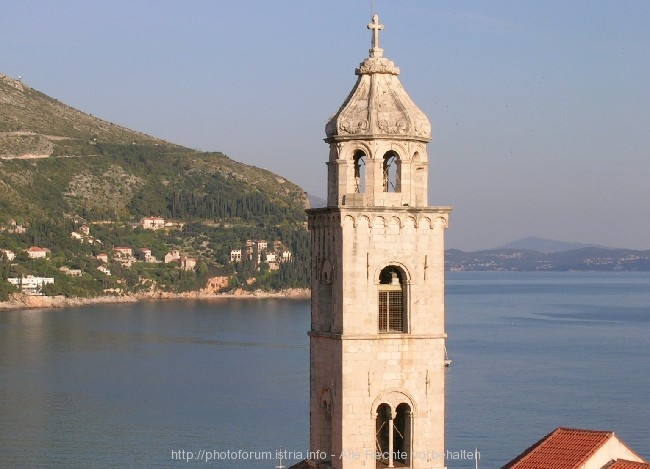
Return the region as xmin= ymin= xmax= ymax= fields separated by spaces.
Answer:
xmin=307 ymin=206 xmax=451 ymax=230
xmin=355 ymin=57 xmax=400 ymax=76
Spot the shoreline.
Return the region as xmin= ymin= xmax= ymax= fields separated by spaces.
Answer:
xmin=0 ymin=288 xmax=310 ymax=312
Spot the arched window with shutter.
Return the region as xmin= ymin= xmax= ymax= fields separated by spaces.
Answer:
xmin=378 ymin=266 xmax=407 ymax=333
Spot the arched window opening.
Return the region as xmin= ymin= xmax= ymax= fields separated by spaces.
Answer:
xmin=353 ymin=150 xmax=366 ymax=193
xmin=375 ymin=404 xmax=391 ymax=461
xmin=394 ymin=403 xmax=412 ymax=464
xmin=378 ymin=266 xmax=406 ymax=333
xmin=319 ymin=391 xmax=333 ymax=462
xmin=382 ymin=151 xmax=400 ymax=193
xmin=320 ymin=258 xmax=333 ymax=285
xmin=375 ymin=402 xmax=412 ymax=468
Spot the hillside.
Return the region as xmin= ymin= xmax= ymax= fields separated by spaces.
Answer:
xmin=0 ymin=72 xmax=310 ymax=301
xmin=0 ymin=72 xmax=308 ymax=223
xmin=0 ymin=73 xmax=177 ymax=156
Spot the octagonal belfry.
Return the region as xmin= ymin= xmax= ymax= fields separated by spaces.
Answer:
xmin=324 ymin=15 xmax=432 ymax=210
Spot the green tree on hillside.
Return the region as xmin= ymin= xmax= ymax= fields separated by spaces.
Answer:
xmin=0 ymin=252 xmax=16 ymax=300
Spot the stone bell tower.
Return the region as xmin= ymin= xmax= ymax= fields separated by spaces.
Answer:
xmin=304 ymin=15 xmax=450 ymax=469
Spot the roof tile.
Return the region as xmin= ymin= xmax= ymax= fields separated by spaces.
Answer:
xmin=502 ymin=427 xmax=614 ymax=469
xmin=603 ymin=461 xmax=650 ymax=469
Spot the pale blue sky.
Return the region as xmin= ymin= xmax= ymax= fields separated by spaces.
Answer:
xmin=2 ymin=1 xmax=649 ymax=251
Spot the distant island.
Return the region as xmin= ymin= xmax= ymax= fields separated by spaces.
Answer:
xmin=446 ymin=237 xmax=650 ymax=271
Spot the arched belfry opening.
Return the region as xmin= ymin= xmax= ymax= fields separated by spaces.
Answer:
xmin=382 ymin=150 xmax=400 ymax=193
xmin=374 ymin=402 xmax=412 ymax=468
xmin=378 ymin=266 xmax=407 ymax=333
xmin=376 ymin=403 xmax=391 ymax=459
xmin=353 ymin=150 xmax=367 ymax=193
xmin=394 ymin=403 xmax=412 ymax=465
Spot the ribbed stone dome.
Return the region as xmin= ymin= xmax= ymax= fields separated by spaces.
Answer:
xmin=325 ymin=16 xmax=431 ymax=143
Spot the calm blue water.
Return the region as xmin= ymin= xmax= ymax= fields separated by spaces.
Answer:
xmin=445 ymin=272 xmax=650 ymax=467
xmin=1 ymin=272 xmax=649 ymax=468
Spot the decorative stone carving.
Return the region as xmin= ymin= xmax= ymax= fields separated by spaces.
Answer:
xmin=356 ymin=57 xmax=400 ymax=76
xmin=325 ymin=53 xmax=431 ymax=141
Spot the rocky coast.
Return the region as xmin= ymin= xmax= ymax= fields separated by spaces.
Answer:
xmin=0 ymin=288 xmax=310 ymax=311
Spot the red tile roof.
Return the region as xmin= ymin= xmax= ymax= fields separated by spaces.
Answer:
xmin=603 ymin=461 xmax=650 ymax=469
xmin=502 ymin=427 xmax=615 ymax=469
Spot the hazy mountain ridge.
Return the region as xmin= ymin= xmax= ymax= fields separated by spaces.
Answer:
xmin=496 ymin=236 xmax=605 ymax=253
xmin=307 ymin=193 xmax=326 ymax=209
xmin=446 ymin=246 xmax=650 ymax=271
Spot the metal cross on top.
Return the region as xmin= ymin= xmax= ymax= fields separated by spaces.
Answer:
xmin=368 ymin=14 xmax=384 ymax=51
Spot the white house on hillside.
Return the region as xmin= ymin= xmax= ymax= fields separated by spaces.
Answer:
xmin=164 ymin=250 xmax=180 ymax=263
xmin=113 ymin=247 xmax=133 ymax=258
xmin=8 ymin=275 xmax=54 ymax=295
xmin=180 ymin=257 xmax=196 ymax=271
xmin=140 ymin=217 xmax=165 ymax=230
xmin=230 ymin=249 xmax=242 ymax=262
xmin=26 ymin=247 xmax=50 ymax=259
xmin=1 ymin=249 xmax=15 ymax=261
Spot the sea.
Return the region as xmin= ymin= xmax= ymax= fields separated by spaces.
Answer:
xmin=1 ymin=272 xmax=649 ymax=469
